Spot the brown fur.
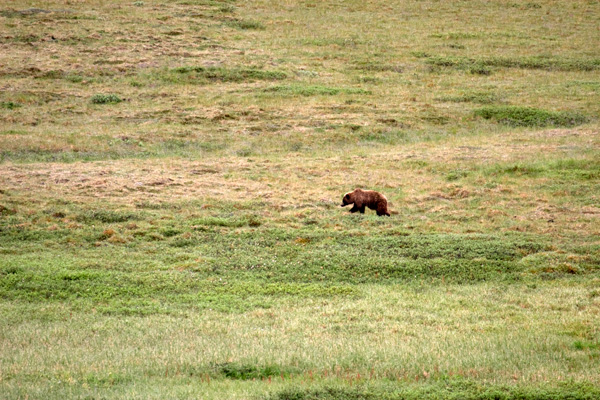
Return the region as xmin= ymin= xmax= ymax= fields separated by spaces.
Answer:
xmin=341 ymin=188 xmax=390 ymax=216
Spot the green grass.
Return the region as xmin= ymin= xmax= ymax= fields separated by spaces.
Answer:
xmin=0 ymin=0 xmax=599 ymax=398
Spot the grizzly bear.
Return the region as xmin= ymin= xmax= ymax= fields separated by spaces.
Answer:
xmin=341 ymin=188 xmax=390 ymax=216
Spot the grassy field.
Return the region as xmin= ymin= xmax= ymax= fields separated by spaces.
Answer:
xmin=1 ymin=0 xmax=599 ymax=398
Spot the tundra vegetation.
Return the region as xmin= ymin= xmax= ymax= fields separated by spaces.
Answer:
xmin=0 ymin=0 xmax=599 ymax=399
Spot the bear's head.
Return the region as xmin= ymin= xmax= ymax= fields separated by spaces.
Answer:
xmin=341 ymin=191 xmax=353 ymax=207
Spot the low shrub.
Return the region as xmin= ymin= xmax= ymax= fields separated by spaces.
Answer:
xmin=91 ymin=94 xmax=123 ymax=104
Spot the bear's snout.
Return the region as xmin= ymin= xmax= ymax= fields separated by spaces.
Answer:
xmin=341 ymin=194 xmax=351 ymax=207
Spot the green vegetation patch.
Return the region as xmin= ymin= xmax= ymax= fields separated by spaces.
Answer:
xmin=90 ymin=94 xmax=123 ymax=104
xmin=193 ymin=215 xmax=262 ymax=227
xmin=358 ymin=129 xmax=412 ymax=144
xmin=430 ymin=32 xmax=482 ymax=40
xmin=435 ymin=92 xmax=499 ymax=104
xmin=520 ymin=250 xmax=600 ymax=277
xmin=423 ymin=55 xmax=600 ymax=73
xmin=485 ymin=158 xmax=600 ymax=180
xmin=352 ymin=61 xmax=403 ymax=73
xmin=474 ymin=106 xmax=588 ymax=127
xmin=0 ymin=205 xmax=17 ymax=215
xmin=225 ymin=19 xmax=265 ymax=30
xmin=169 ymin=66 xmax=286 ymax=83
xmin=0 ymin=254 xmax=358 ymax=314
xmin=75 ymin=210 xmax=142 ymax=223
xmin=0 ymin=101 xmax=22 ymax=109
xmin=266 ymin=381 xmax=600 ymax=400
xmin=263 ymin=85 xmax=370 ymax=97
xmin=0 ymin=214 xmax=555 ymax=315
xmin=187 ymin=230 xmax=548 ymax=284
xmin=0 ymin=8 xmax=53 ymax=18
xmin=213 ymin=362 xmax=299 ymax=380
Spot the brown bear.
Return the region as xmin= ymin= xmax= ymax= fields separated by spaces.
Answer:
xmin=341 ymin=188 xmax=390 ymax=216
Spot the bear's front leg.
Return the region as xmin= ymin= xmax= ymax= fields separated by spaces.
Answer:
xmin=377 ymin=204 xmax=390 ymax=216
xmin=349 ymin=205 xmax=360 ymax=213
